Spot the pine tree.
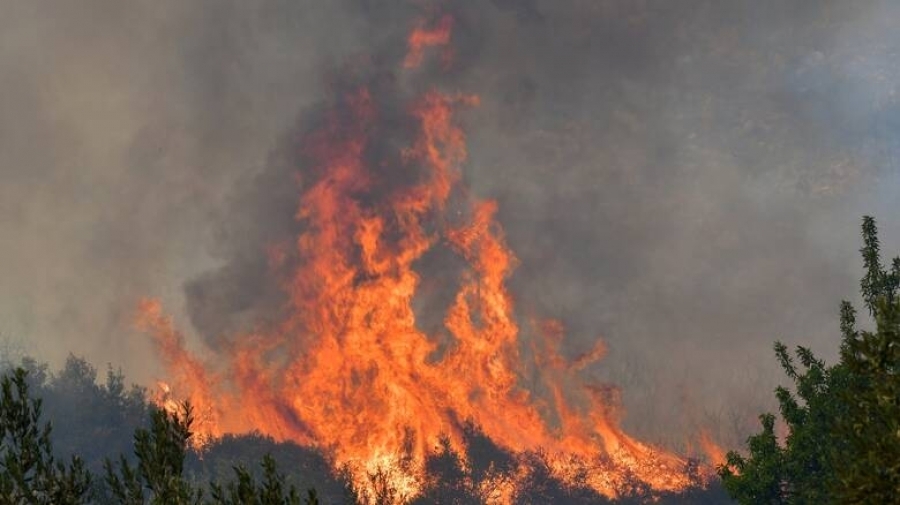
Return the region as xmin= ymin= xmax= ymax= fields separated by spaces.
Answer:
xmin=0 ymin=367 xmax=92 ymax=504
xmin=104 ymin=403 xmax=202 ymax=505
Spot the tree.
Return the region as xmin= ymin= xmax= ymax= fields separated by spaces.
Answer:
xmin=0 ymin=362 xmax=325 ymax=505
xmin=832 ymin=216 xmax=900 ymax=500
xmin=192 ymin=432 xmax=346 ymax=502
xmin=104 ymin=403 xmax=202 ymax=505
xmin=410 ymin=436 xmax=481 ymax=505
xmin=719 ymin=216 xmax=900 ymax=504
xmin=208 ymin=454 xmax=318 ymax=505
xmin=0 ymin=367 xmax=92 ymax=504
xmin=104 ymin=402 xmax=322 ymax=505
xmin=41 ymin=356 xmax=149 ymax=476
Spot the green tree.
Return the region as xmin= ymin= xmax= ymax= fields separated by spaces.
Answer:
xmin=208 ymin=454 xmax=318 ymax=505
xmin=104 ymin=401 xmax=321 ymax=505
xmin=104 ymin=403 xmax=202 ymax=505
xmin=833 ymin=216 xmax=900 ymax=501
xmin=719 ymin=216 xmax=900 ymax=504
xmin=0 ymin=363 xmax=326 ymax=505
xmin=0 ymin=367 xmax=92 ymax=504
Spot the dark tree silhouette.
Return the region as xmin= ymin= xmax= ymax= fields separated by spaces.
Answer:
xmin=0 ymin=367 xmax=92 ymax=504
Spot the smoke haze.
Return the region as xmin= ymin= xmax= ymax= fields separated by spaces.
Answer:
xmin=3 ymin=0 xmax=900 ymax=448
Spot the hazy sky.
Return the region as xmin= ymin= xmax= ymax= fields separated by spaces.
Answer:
xmin=2 ymin=0 xmax=900 ymax=446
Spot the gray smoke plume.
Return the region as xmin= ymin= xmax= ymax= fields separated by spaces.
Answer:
xmin=3 ymin=0 xmax=900 ymax=449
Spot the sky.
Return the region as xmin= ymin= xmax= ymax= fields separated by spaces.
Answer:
xmin=2 ymin=0 xmax=900 ymax=447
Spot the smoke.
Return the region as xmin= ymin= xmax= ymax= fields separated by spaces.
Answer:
xmin=0 ymin=1 xmax=363 ymax=376
xmin=3 ymin=0 xmax=900 ymax=448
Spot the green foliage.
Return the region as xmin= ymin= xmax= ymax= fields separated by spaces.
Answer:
xmin=719 ymin=216 xmax=900 ymax=504
xmin=0 ymin=367 xmax=92 ymax=504
xmin=104 ymin=403 xmax=202 ymax=505
xmin=0 ymin=360 xmax=336 ymax=505
xmin=208 ymin=454 xmax=317 ymax=505
xmin=834 ymin=216 xmax=900 ymax=502
xmin=104 ymin=402 xmax=324 ymax=505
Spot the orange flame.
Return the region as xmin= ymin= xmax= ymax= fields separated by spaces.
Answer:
xmin=403 ymin=14 xmax=455 ymax=69
xmin=699 ymin=430 xmax=727 ymax=468
xmin=140 ymin=13 xmax=712 ymax=501
xmin=136 ymin=299 xmax=222 ymax=447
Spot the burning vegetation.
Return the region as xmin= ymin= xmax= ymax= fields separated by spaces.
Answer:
xmin=139 ymin=13 xmax=720 ymax=503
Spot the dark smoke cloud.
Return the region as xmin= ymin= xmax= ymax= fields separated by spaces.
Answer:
xmin=3 ymin=0 xmax=900 ymax=448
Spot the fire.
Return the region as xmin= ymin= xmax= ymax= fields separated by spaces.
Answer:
xmin=699 ymin=430 xmax=728 ymax=469
xmin=403 ymin=14 xmax=455 ymax=69
xmin=136 ymin=299 xmax=224 ymax=448
xmin=141 ymin=13 xmax=716 ymax=502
